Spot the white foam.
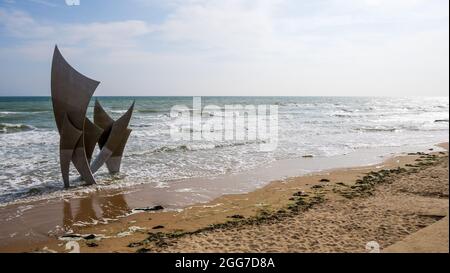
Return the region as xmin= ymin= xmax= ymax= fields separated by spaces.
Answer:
xmin=0 ymin=97 xmax=448 ymax=206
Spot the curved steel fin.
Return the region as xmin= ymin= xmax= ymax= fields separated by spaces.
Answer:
xmin=72 ymin=138 xmax=96 ymax=185
xmin=51 ymin=46 xmax=100 ymax=132
xmin=94 ymin=99 xmax=114 ymax=149
xmin=59 ymin=114 xmax=82 ymax=188
xmin=106 ymin=128 xmax=132 ymax=173
xmin=91 ymin=101 xmax=134 ymax=174
xmin=51 ymin=45 xmax=100 ymax=187
xmin=84 ymin=118 xmax=103 ymax=163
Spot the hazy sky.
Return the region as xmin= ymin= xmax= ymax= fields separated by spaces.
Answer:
xmin=0 ymin=0 xmax=448 ymax=96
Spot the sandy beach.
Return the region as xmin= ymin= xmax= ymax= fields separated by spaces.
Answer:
xmin=0 ymin=143 xmax=447 ymax=253
xmin=0 ymin=0 xmax=448 ymax=261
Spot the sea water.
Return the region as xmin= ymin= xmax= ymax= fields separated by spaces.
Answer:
xmin=0 ymin=96 xmax=448 ymax=204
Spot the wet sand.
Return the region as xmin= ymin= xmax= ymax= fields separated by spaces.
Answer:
xmin=0 ymin=143 xmax=448 ymax=253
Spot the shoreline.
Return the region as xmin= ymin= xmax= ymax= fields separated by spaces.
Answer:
xmin=3 ymin=142 xmax=443 ymax=208
xmin=0 ymin=142 xmax=448 ymax=252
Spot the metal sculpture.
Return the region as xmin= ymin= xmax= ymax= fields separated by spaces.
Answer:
xmin=92 ymin=100 xmax=134 ymax=174
xmin=51 ymin=46 xmax=99 ymax=187
xmin=51 ymin=45 xmax=134 ymax=187
xmin=84 ymin=118 xmax=103 ymax=164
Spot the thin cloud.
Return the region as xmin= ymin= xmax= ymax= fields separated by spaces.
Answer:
xmin=0 ymin=0 xmax=448 ymax=96
xmin=28 ymin=0 xmax=58 ymax=7
xmin=0 ymin=8 xmax=154 ymax=57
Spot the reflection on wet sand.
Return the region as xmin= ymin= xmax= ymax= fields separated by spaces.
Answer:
xmin=63 ymin=192 xmax=130 ymax=231
xmin=0 ymin=190 xmax=133 ymax=251
xmin=98 ymin=194 xmax=130 ymax=219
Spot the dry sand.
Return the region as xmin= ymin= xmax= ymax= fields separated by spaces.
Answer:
xmin=150 ymin=152 xmax=448 ymax=253
xmin=384 ymin=216 xmax=449 ymax=253
xmin=1 ymin=144 xmax=448 ymax=253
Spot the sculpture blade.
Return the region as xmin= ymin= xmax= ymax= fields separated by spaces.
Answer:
xmin=106 ymin=128 xmax=132 ymax=173
xmin=51 ymin=45 xmax=100 ymax=186
xmin=94 ymin=99 xmax=114 ymax=149
xmin=84 ymin=118 xmax=103 ymax=163
xmin=90 ymin=101 xmax=135 ymax=174
xmin=51 ymin=45 xmax=133 ymax=186
xmin=72 ymin=142 xmax=96 ymax=185
xmin=59 ymin=114 xmax=82 ymax=188
xmin=51 ymin=46 xmax=100 ymax=132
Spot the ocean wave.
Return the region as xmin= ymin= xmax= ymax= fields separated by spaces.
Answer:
xmin=110 ymin=110 xmax=127 ymax=114
xmin=138 ymin=109 xmax=167 ymax=113
xmin=0 ymin=111 xmax=49 ymax=116
xmin=354 ymin=123 xmax=448 ymax=133
xmin=129 ymin=140 xmax=265 ymax=157
xmin=150 ymin=144 xmax=219 ymax=153
xmin=0 ymin=123 xmax=36 ymax=134
xmin=274 ymin=102 xmax=289 ymax=106
xmin=355 ymin=127 xmax=397 ymax=132
xmin=334 ymin=114 xmax=353 ymax=118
